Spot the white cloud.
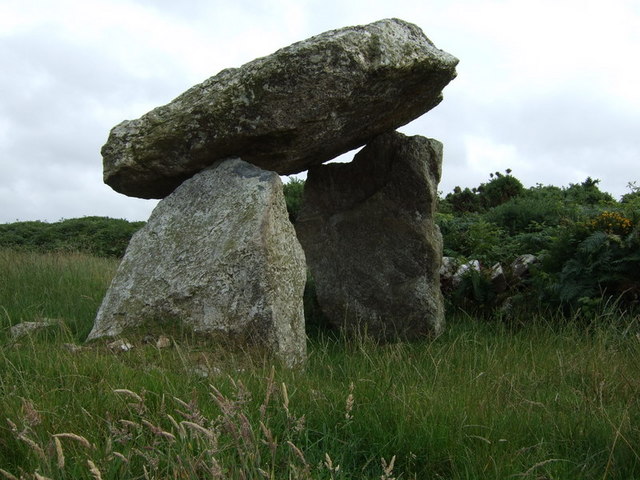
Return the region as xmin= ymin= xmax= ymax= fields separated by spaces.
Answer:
xmin=0 ymin=0 xmax=638 ymax=223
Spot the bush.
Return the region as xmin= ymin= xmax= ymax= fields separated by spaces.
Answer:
xmin=440 ymin=173 xmax=640 ymax=317
xmin=0 ymin=217 xmax=144 ymax=257
xmin=442 ymin=187 xmax=482 ymax=213
xmin=437 ymin=213 xmax=506 ymax=263
xmin=282 ymin=177 xmax=305 ymax=223
xmin=443 ymin=170 xmax=524 ymax=214
xmin=564 ymin=177 xmax=615 ymax=206
xmin=540 ymin=211 xmax=640 ymax=309
xmin=477 ymin=171 xmax=524 ymax=209
xmin=487 ymin=189 xmax=568 ymax=235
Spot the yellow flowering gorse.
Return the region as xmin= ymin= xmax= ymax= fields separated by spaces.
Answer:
xmin=586 ymin=211 xmax=633 ymax=235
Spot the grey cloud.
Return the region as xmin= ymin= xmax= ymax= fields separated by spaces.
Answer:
xmin=0 ymin=27 xmax=180 ymax=222
xmin=403 ymin=78 xmax=639 ymax=199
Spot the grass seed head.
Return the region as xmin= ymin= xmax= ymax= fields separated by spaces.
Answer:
xmin=345 ymin=382 xmax=355 ymax=421
xmin=0 ymin=468 xmax=19 ymax=480
xmin=53 ymin=436 xmax=65 ymax=469
xmin=87 ymin=460 xmax=103 ymax=480
xmin=53 ymin=432 xmax=93 ymax=450
xmin=113 ymin=389 xmax=143 ymax=403
xmin=381 ymin=455 xmax=396 ymax=480
xmin=17 ymin=433 xmax=46 ymax=461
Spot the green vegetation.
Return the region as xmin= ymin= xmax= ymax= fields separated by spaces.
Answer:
xmin=1 ymin=250 xmax=639 ymax=479
xmin=0 ymin=175 xmax=638 ymax=478
xmin=0 ymin=217 xmax=145 ymax=258
xmin=283 ymin=177 xmax=305 ymax=223
xmin=439 ymin=173 xmax=639 ymax=316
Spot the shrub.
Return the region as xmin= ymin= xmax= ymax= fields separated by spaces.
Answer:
xmin=444 ymin=186 xmax=482 ymax=213
xmin=477 ymin=171 xmax=524 ymax=208
xmin=564 ymin=177 xmax=615 ymax=206
xmin=282 ymin=177 xmax=305 ymax=223
xmin=437 ymin=213 xmax=506 ymax=263
xmin=487 ymin=191 xmax=568 ymax=235
xmin=541 ymin=211 xmax=639 ymax=309
xmin=0 ymin=217 xmax=144 ymax=257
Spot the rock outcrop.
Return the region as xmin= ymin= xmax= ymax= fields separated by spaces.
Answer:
xmin=295 ymin=131 xmax=445 ymax=340
xmin=102 ymin=18 xmax=458 ymax=198
xmin=88 ymin=159 xmax=307 ymax=366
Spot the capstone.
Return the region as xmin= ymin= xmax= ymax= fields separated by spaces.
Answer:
xmin=102 ymin=18 xmax=458 ymax=198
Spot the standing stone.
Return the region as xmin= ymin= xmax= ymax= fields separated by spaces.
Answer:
xmin=296 ymin=131 xmax=445 ymax=340
xmin=87 ymin=159 xmax=307 ymax=366
xmin=102 ymin=18 xmax=458 ymax=198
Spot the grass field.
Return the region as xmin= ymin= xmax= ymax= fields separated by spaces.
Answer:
xmin=1 ymin=249 xmax=639 ymax=479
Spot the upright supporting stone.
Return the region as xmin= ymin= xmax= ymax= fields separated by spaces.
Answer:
xmin=296 ymin=131 xmax=445 ymax=340
xmin=88 ymin=159 xmax=307 ymax=366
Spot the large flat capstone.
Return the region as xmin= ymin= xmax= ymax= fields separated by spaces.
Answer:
xmin=295 ymin=131 xmax=445 ymax=340
xmin=87 ymin=159 xmax=307 ymax=366
xmin=103 ymin=18 xmax=458 ymax=198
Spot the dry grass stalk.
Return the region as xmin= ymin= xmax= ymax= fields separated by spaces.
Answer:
xmin=17 ymin=433 xmax=46 ymax=461
xmin=141 ymin=419 xmax=176 ymax=441
xmin=345 ymin=382 xmax=355 ymax=421
xmin=21 ymin=398 xmax=42 ymax=427
xmin=5 ymin=419 xmax=18 ymax=432
xmin=167 ymin=413 xmax=187 ymax=439
xmin=517 ymin=458 xmax=569 ymax=477
xmin=112 ymin=451 xmax=129 ymax=463
xmin=259 ymin=420 xmax=277 ymax=456
xmin=53 ymin=432 xmax=93 ymax=450
xmin=323 ymin=453 xmax=340 ymax=475
xmin=237 ymin=412 xmax=255 ymax=446
xmin=119 ymin=419 xmax=141 ymax=429
xmin=113 ymin=389 xmax=143 ymax=403
xmin=87 ymin=460 xmax=103 ymax=480
xmin=181 ymin=420 xmax=215 ymax=440
xmin=0 ymin=468 xmax=19 ymax=480
xmin=172 ymin=395 xmax=191 ymax=411
xmin=33 ymin=473 xmax=52 ymax=480
xmin=53 ymin=436 xmax=65 ymax=469
xmin=174 ymin=399 xmax=206 ymax=425
xmin=210 ymin=385 xmax=235 ymax=417
xmin=281 ymin=383 xmax=290 ymax=418
xmin=287 ymin=441 xmax=307 ymax=468
xmin=260 ymin=366 xmax=276 ymax=421
xmin=293 ymin=414 xmax=306 ymax=433
xmin=380 ymin=455 xmax=396 ymax=480
xmin=209 ymin=456 xmax=224 ymax=478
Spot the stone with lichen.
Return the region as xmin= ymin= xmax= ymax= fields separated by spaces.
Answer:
xmin=295 ymin=131 xmax=445 ymax=340
xmin=102 ymin=18 xmax=458 ymax=198
xmin=88 ymin=159 xmax=307 ymax=366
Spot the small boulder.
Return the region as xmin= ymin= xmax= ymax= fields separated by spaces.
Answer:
xmin=490 ymin=263 xmax=507 ymax=293
xmin=102 ymin=18 xmax=458 ymax=198
xmin=453 ymin=260 xmax=481 ymax=286
xmin=156 ymin=335 xmax=172 ymax=349
xmin=10 ymin=319 xmax=62 ymax=339
xmin=439 ymin=256 xmax=458 ymax=281
xmin=108 ymin=338 xmax=134 ymax=352
xmin=511 ymin=254 xmax=538 ymax=279
xmin=88 ymin=159 xmax=307 ymax=366
xmin=296 ymin=131 xmax=445 ymax=340
xmin=62 ymin=343 xmax=86 ymax=354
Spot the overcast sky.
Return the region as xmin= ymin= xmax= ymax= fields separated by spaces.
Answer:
xmin=1 ymin=0 xmax=638 ymax=223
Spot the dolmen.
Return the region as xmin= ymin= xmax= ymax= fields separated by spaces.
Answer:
xmin=88 ymin=18 xmax=458 ymax=366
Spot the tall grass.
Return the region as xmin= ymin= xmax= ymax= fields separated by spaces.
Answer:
xmin=0 ymin=249 xmax=117 ymax=340
xmin=1 ymin=250 xmax=639 ymax=479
